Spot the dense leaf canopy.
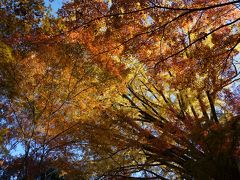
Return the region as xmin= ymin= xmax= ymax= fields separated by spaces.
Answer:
xmin=0 ymin=0 xmax=239 ymax=179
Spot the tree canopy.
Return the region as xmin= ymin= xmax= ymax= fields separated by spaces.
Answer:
xmin=0 ymin=0 xmax=239 ymax=179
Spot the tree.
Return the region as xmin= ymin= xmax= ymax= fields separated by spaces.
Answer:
xmin=95 ymin=74 xmax=240 ymax=179
xmin=0 ymin=39 xmax=129 ymax=179
xmin=0 ymin=0 xmax=46 ymax=46
xmin=0 ymin=0 xmax=239 ymax=179
xmin=56 ymin=0 xmax=240 ymax=178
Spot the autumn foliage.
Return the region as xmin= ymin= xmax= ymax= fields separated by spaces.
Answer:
xmin=0 ymin=0 xmax=239 ymax=179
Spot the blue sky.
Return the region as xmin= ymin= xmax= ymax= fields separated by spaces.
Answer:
xmin=45 ymin=0 xmax=63 ymax=14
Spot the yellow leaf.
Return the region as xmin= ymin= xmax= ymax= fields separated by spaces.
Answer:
xmin=235 ymin=43 xmax=240 ymax=52
xmin=203 ymin=35 xmax=214 ymax=48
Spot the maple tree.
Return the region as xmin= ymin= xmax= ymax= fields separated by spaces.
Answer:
xmin=0 ymin=39 xmax=129 ymax=178
xmin=0 ymin=0 xmax=240 ymax=179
